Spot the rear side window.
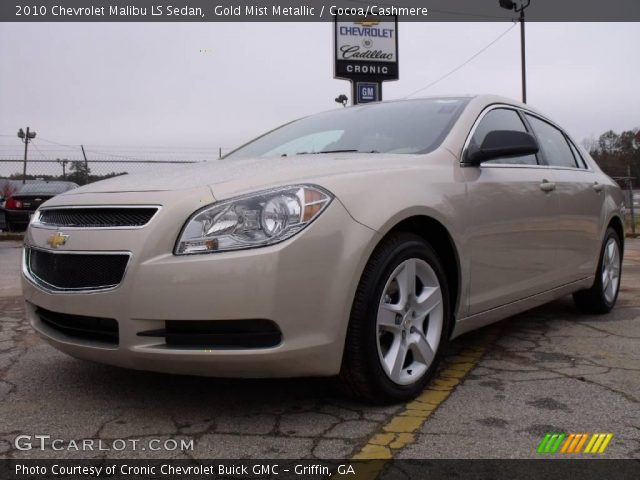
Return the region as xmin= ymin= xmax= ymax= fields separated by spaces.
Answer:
xmin=567 ymin=140 xmax=588 ymax=169
xmin=470 ymin=108 xmax=538 ymax=165
xmin=525 ymin=115 xmax=578 ymax=168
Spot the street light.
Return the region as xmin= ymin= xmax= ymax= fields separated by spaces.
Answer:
xmin=17 ymin=126 xmax=37 ymax=184
xmin=334 ymin=94 xmax=348 ymax=107
xmin=499 ymin=0 xmax=531 ymax=103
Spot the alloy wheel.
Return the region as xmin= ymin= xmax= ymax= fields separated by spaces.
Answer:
xmin=602 ymin=237 xmax=621 ymax=304
xmin=376 ymin=258 xmax=444 ymax=385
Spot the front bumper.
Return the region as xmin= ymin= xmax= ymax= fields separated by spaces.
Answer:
xmin=5 ymin=209 xmax=32 ymax=226
xmin=21 ymin=189 xmax=377 ymax=377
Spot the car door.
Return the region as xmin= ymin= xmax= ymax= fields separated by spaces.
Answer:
xmin=524 ymin=114 xmax=604 ymax=282
xmin=462 ymin=107 xmax=561 ymax=315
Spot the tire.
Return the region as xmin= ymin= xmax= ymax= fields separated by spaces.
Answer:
xmin=339 ymin=232 xmax=452 ymax=404
xmin=573 ymin=227 xmax=622 ymax=314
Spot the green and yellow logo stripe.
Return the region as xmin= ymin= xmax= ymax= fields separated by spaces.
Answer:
xmin=537 ymin=433 xmax=613 ymax=454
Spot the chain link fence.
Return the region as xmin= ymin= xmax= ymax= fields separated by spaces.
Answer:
xmin=1 ymin=158 xmax=638 ymax=236
xmin=0 ymin=158 xmax=201 ymax=188
xmin=0 ymin=157 xmax=209 ymax=232
xmin=0 ymin=140 xmax=236 ymax=188
xmin=614 ymin=176 xmax=639 ymax=236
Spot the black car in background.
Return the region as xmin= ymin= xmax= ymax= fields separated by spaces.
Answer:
xmin=3 ymin=181 xmax=78 ymax=231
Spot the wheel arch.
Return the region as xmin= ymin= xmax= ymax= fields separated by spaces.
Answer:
xmin=607 ymin=215 xmax=625 ymax=254
xmin=375 ymin=215 xmax=462 ymax=339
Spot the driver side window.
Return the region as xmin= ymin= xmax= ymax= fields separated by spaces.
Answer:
xmin=470 ymin=108 xmax=538 ymax=165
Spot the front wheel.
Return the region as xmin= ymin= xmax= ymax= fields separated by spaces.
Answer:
xmin=573 ymin=227 xmax=622 ymax=314
xmin=339 ymin=233 xmax=451 ymax=404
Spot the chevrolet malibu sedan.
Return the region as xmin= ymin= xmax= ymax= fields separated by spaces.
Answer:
xmin=22 ymin=95 xmax=625 ymax=403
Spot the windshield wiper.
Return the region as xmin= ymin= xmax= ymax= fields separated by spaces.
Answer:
xmin=293 ymin=149 xmax=379 ymax=155
xmin=316 ymin=149 xmax=360 ymax=154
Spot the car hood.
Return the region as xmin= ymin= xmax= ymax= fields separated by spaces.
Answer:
xmin=61 ymin=153 xmax=424 ymax=200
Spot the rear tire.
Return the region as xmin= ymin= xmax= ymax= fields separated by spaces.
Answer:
xmin=339 ymin=232 xmax=451 ymax=404
xmin=573 ymin=227 xmax=622 ymax=314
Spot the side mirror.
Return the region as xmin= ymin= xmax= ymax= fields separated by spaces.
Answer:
xmin=465 ymin=130 xmax=539 ymax=165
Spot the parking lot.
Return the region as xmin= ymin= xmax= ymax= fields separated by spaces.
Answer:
xmin=0 ymin=238 xmax=638 ymax=460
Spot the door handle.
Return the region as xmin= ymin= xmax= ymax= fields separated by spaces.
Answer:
xmin=593 ymin=182 xmax=604 ymax=193
xmin=540 ymin=179 xmax=556 ymax=192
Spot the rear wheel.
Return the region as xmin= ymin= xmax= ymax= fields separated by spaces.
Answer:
xmin=340 ymin=233 xmax=451 ymax=404
xmin=573 ymin=227 xmax=622 ymax=314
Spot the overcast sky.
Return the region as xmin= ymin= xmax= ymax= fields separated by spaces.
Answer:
xmin=0 ymin=22 xmax=638 ymax=160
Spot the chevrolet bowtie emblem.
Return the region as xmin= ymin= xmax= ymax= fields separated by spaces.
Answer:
xmin=46 ymin=232 xmax=69 ymax=248
xmin=354 ymin=17 xmax=379 ymax=27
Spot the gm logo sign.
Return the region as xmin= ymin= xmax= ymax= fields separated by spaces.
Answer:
xmin=357 ymin=82 xmax=379 ymax=103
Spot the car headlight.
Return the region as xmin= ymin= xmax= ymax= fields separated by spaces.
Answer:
xmin=175 ymin=185 xmax=333 ymax=255
xmin=29 ymin=209 xmax=41 ymax=225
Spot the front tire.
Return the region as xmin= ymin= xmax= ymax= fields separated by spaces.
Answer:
xmin=339 ymin=233 xmax=451 ymax=404
xmin=573 ymin=227 xmax=622 ymax=314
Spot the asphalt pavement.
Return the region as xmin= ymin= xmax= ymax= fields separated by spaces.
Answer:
xmin=0 ymin=238 xmax=638 ymax=460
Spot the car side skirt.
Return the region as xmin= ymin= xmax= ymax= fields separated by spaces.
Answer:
xmin=451 ymin=276 xmax=594 ymax=339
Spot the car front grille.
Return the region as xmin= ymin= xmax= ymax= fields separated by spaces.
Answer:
xmin=38 ymin=207 xmax=158 ymax=228
xmin=26 ymin=247 xmax=130 ymax=291
xmin=36 ymin=307 xmax=119 ymax=345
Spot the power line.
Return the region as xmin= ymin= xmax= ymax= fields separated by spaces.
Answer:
xmin=80 ymin=144 xmax=224 ymax=150
xmin=0 ymin=145 xmax=221 ymax=153
xmin=28 ymin=137 xmax=217 ymax=161
xmin=34 ymin=137 xmax=226 ymax=152
xmin=82 ymin=149 xmax=151 ymax=161
xmin=30 ymin=143 xmax=49 ymax=160
xmin=35 ymin=137 xmax=81 ymax=150
xmin=403 ymin=23 xmax=518 ymax=98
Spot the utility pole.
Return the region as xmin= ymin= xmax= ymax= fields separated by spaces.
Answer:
xmin=57 ymin=158 xmax=69 ymax=179
xmin=519 ymin=7 xmax=527 ymax=104
xmin=17 ymin=127 xmax=37 ymax=184
xmin=499 ymin=0 xmax=531 ymax=103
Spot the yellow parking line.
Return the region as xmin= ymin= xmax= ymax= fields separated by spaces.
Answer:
xmin=351 ymin=328 xmax=499 ymax=464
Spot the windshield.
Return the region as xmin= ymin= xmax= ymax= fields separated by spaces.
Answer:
xmin=226 ymin=98 xmax=469 ymax=159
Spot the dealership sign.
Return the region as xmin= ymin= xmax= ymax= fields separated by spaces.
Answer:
xmin=334 ymin=16 xmax=398 ymax=80
xmin=334 ymin=15 xmax=398 ymax=103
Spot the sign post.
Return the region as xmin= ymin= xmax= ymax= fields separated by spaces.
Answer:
xmin=334 ymin=16 xmax=398 ymax=105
